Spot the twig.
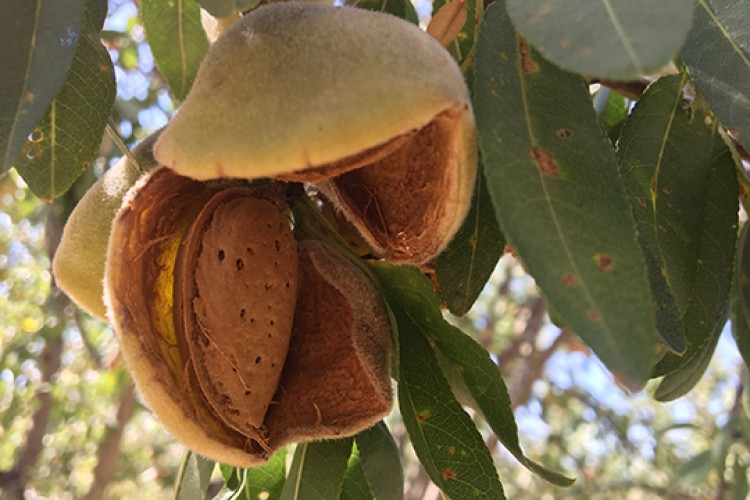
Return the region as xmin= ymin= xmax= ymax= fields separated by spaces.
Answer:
xmin=106 ymin=119 xmax=139 ymax=168
xmin=592 ymin=79 xmax=650 ymax=100
xmin=561 ymin=387 xmax=638 ymax=454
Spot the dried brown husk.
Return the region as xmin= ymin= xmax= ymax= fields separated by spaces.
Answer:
xmin=318 ymin=108 xmax=474 ymax=264
xmin=106 ymin=168 xmax=295 ymax=465
xmin=265 ymin=240 xmax=392 ymax=448
xmin=106 ymin=168 xmax=393 ymax=466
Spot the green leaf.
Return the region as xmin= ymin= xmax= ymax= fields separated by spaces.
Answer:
xmin=619 ymin=73 xmax=739 ymax=363
xmin=732 ymin=224 xmax=750 ymax=370
xmin=677 ymin=450 xmax=716 ymax=487
xmin=14 ymin=0 xmax=115 ymax=200
xmin=340 ymin=445 xmax=374 ymax=500
xmin=435 ymin=167 xmax=505 ymax=316
xmin=730 ymin=460 xmax=749 ymax=500
xmin=593 ymin=87 xmax=628 ymax=137
xmin=376 ymin=264 xmax=573 ymax=487
xmin=682 ymin=0 xmax=750 ymax=151
xmin=245 ymin=448 xmax=287 ymax=500
xmin=0 ymin=0 xmax=85 ymax=173
xmin=355 ymin=422 xmax=404 ymax=500
xmin=356 ymin=0 xmax=418 ymax=24
xmin=280 ymin=439 xmax=352 ymax=500
xmin=219 ymin=463 xmax=242 ymax=491
xmin=506 ymin=0 xmax=693 ymax=80
xmin=474 ymin=1 xmax=658 ymax=389
xmin=653 ymin=320 xmax=722 ymax=401
xmin=173 ymin=451 xmax=215 ymax=500
xmin=196 ymin=0 xmax=260 ymax=18
xmin=141 ymin=0 xmax=209 ymax=101
xmin=373 ymin=263 xmax=505 ymax=500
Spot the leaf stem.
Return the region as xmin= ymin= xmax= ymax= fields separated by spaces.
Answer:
xmin=106 ymin=119 xmax=139 ymax=169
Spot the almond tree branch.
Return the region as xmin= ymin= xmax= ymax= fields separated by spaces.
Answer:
xmin=0 ymin=204 xmax=68 ymax=499
xmin=509 ymin=329 xmax=572 ymax=411
xmin=85 ymin=380 xmax=138 ymax=500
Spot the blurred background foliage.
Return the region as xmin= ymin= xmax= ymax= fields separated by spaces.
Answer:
xmin=2 ymin=0 xmax=750 ymax=499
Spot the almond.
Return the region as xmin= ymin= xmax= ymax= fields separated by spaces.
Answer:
xmin=153 ymin=3 xmax=476 ymax=264
xmin=105 ymin=168 xmax=295 ymax=465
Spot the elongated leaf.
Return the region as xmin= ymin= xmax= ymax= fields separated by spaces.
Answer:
xmin=373 ymin=264 xmax=505 ymax=500
xmin=618 ymin=77 xmax=738 ymax=377
xmin=280 ymin=439 xmax=352 ymax=500
xmin=0 ymin=0 xmax=85 ymax=173
xmin=173 ymin=451 xmax=215 ymax=500
xmin=619 ymin=74 xmax=738 ymax=365
xmin=14 ymin=0 xmax=115 ymax=200
xmin=506 ymin=0 xmax=693 ymax=80
xmin=682 ymin=0 xmax=750 ymax=151
xmin=677 ymin=450 xmax=716 ymax=487
xmin=435 ymin=167 xmax=505 ymax=316
xmin=245 ymin=448 xmax=287 ymax=500
xmin=356 ymin=0 xmax=418 ymax=24
xmin=340 ymin=445 xmax=373 ymax=500
xmin=734 ymin=224 xmax=750 ymax=370
xmin=731 ymin=460 xmax=749 ymax=500
xmin=355 ymin=423 xmax=403 ymax=500
xmin=197 ymin=0 xmax=261 ymax=17
xmin=142 ymin=0 xmax=209 ymax=101
xmin=377 ymin=264 xmax=573 ymax=486
xmin=474 ymin=1 xmax=658 ymax=388
xmin=654 ymin=319 xmax=722 ymax=401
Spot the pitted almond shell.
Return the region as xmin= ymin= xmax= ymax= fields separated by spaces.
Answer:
xmin=106 ymin=168 xmax=297 ymax=466
xmin=153 ymin=3 xmax=476 ymax=186
xmin=53 ymin=131 xmax=161 ymax=320
xmin=174 ymin=186 xmax=298 ymax=447
xmin=266 ymin=239 xmax=393 ymax=449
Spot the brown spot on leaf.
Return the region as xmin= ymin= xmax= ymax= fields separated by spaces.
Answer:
xmin=449 ymin=446 xmax=456 ymax=455
xmin=416 ymin=410 xmax=430 ymax=422
xmin=442 ymin=469 xmax=457 ymax=480
xmin=562 ymin=274 xmax=576 ymax=287
xmin=596 ymin=254 xmax=613 ymax=272
xmin=528 ymin=147 xmax=559 ymax=176
xmin=587 ymin=311 xmax=600 ymax=322
xmin=24 ymin=91 xmax=35 ymax=102
xmin=518 ymin=39 xmax=539 ymax=73
xmin=637 ymin=197 xmax=647 ymax=207
xmin=662 ymin=186 xmax=672 ymax=195
xmin=555 ymin=128 xmax=573 ymax=139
